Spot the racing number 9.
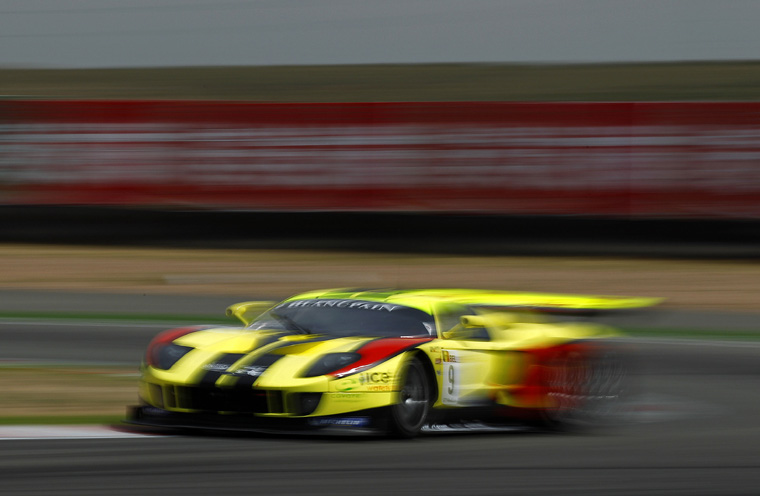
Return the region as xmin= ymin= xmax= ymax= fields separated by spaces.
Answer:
xmin=447 ymin=363 xmax=455 ymax=395
xmin=442 ymin=361 xmax=459 ymax=406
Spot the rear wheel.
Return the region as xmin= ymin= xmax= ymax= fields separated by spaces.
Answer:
xmin=540 ymin=349 xmax=628 ymax=429
xmin=388 ymin=357 xmax=430 ymax=438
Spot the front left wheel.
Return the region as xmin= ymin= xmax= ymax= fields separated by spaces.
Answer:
xmin=388 ymin=357 xmax=430 ymax=438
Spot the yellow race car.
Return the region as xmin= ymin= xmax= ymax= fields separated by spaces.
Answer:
xmin=127 ymin=288 xmax=658 ymax=437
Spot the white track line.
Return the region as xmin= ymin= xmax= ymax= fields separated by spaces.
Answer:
xmin=0 ymin=425 xmax=168 ymax=440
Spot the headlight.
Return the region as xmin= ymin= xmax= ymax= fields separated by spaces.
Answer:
xmin=145 ymin=326 xmax=203 ymax=369
xmin=302 ymin=353 xmax=360 ymax=377
xmin=149 ymin=343 xmax=193 ymax=370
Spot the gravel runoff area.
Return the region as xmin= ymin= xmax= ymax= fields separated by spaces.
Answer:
xmin=0 ymin=244 xmax=759 ymax=313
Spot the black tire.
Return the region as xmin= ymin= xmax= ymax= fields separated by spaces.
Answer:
xmin=388 ymin=357 xmax=430 ymax=438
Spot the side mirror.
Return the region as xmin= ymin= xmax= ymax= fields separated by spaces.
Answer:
xmin=226 ymin=301 xmax=276 ymax=325
xmin=460 ymin=315 xmax=487 ymax=328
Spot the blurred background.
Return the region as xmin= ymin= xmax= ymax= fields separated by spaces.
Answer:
xmin=2 ymin=3 xmax=760 ymax=494
xmin=1 ymin=0 xmax=760 ymax=254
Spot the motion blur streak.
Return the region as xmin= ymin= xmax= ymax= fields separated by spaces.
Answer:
xmin=2 ymin=100 xmax=760 ymax=218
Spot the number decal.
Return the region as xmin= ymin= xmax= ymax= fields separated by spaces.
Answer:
xmin=442 ymin=361 xmax=459 ymax=406
xmin=447 ymin=364 xmax=455 ymax=395
xmin=442 ymin=350 xmax=485 ymax=407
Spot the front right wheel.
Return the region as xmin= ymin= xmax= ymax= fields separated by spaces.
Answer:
xmin=388 ymin=357 xmax=430 ymax=438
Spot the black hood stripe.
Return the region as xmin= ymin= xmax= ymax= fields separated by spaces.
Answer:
xmin=229 ymin=335 xmax=364 ymax=388
xmin=225 ymin=336 xmax=332 ymax=389
xmin=197 ymin=353 xmax=247 ymax=385
xmin=232 ymin=353 xmax=286 ymax=388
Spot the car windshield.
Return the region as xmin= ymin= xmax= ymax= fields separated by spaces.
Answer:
xmin=248 ymin=299 xmax=436 ymax=337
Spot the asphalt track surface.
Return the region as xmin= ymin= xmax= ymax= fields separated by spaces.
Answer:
xmin=2 ymin=298 xmax=760 ymax=495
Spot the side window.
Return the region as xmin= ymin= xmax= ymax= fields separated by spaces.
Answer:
xmin=436 ymin=305 xmax=463 ymax=335
xmin=435 ymin=304 xmax=490 ymax=341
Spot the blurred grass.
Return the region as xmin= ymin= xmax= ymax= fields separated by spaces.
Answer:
xmin=0 ymin=366 xmax=137 ymax=422
xmin=3 ymin=62 xmax=760 ymax=101
xmin=0 ymin=415 xmax=123 ymax=426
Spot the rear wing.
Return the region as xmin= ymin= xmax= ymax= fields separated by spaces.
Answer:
xmin=460 ymin=291 xmax=662 ymax=315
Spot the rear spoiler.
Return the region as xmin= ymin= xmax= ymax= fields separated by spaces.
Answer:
xmin=463 ymin=291 xmax=662 ymax=315
xmin=225 ymin=292 xmax=661 ymax=325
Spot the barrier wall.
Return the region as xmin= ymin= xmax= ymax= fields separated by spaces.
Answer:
xmin=2 ymin=100 xmax=759 ymax=218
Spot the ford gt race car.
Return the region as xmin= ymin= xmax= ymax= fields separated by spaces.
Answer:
xmin=127 ymin=288 xmax=658 ymax=437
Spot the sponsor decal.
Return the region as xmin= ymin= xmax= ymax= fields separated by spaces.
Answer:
xmin=336 ymin=372 xmax=393 ymax=391
xmin=367 ymin=385 xmax=394 ymax=392
xmin=224 ymin=365 xmax=268 ymax=377
xmin=308 ymin=417 xmax=371 ymax=427
xmin=202 ymin=363 xmax=231 ymax=372
xmin=358 ymin=371 xmax=392 ymax=384
xmin=198 ymin=353 xmax=247 ymax=385
xmin=282 ymin=299 xmax=401 ymax=312
xmin=435 ymin=358 xmax=442 ymax=365
xmin=335 ymin=377 xmax=360 ymax=392
xmin=226 ymin=353 xmax=284 ymax=386
xmin=142 ymin=406 xmax=170 ymax=416
xmin=443 ymin=351 xmax=458 ymax=363
xmin=333 ymin=393 xmax=364 ymax=401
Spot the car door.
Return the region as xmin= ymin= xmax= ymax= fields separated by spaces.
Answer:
xmin=434 ymin=302 xmax=504 ymax=408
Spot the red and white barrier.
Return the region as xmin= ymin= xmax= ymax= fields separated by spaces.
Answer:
xmin=2 ymin=101 xmax=759 ymax=218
